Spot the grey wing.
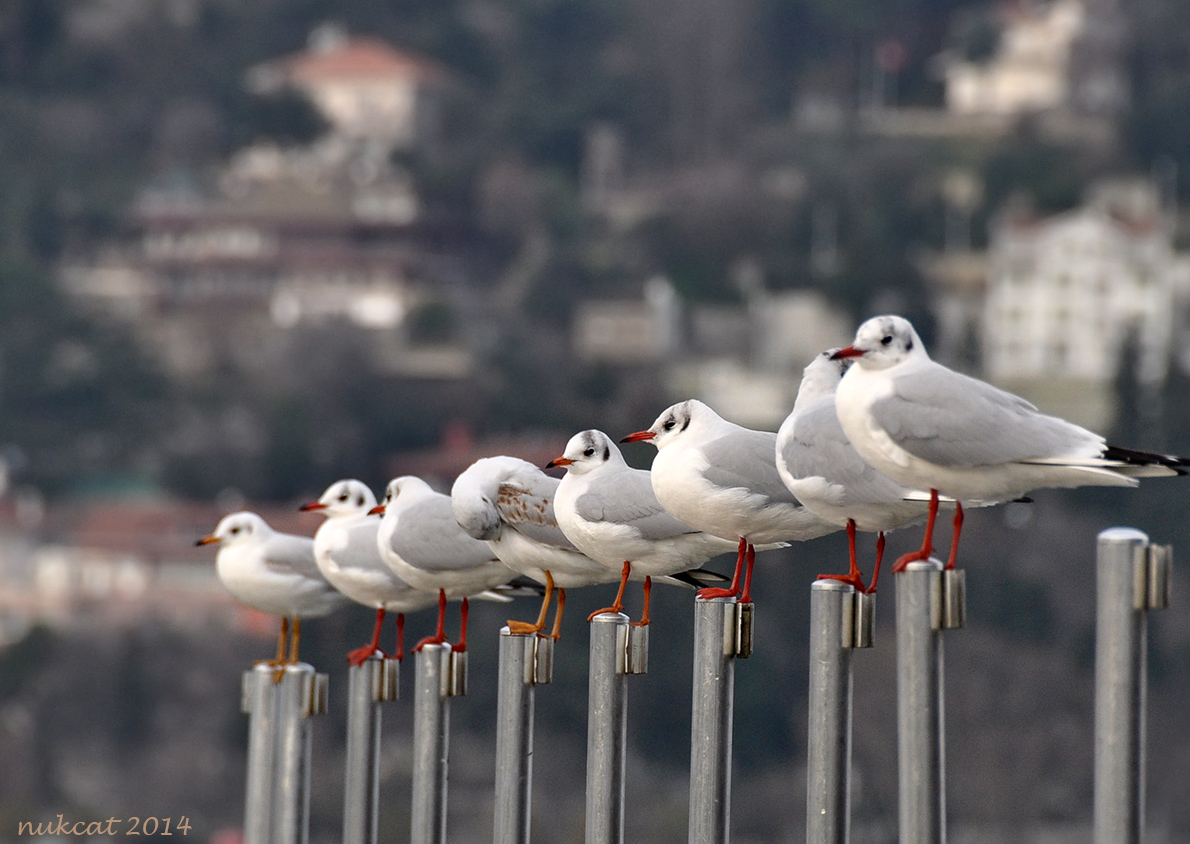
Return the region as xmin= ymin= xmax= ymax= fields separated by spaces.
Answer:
xmin=495 ymin=481 xmax=581 ymax=551
xmin=785 ymin=400 xmax=909 ymax=505
xmin=701 ymin=428 xmax=801 ymax=505
xmin=392 ymin=498 xmax=498 ymax=571
xmin=871 ymin=366 xmax=1104 ymax=467
xmin=575 ymin=468 xmax=697 ymax=541
xmin=262 ymin=534 xmax=322 ymax=579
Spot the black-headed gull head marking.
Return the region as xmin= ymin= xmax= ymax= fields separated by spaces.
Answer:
xmin=549 ymin=430 xmax=619 ymax=475
xmin=832 ymin=315 xmax=927 ymax=370
xmin=313 ymin=479 xmax=376 ymax=517
xmin=200 ymin=511 xmax=267 ymax=546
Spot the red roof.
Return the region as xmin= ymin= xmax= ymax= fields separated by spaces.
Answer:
xmin=281 ymin=37 xmax=445 ymax=86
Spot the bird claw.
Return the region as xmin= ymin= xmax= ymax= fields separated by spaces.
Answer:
xmin=506 ymin=619 xmax=543 ymax=636
xmin=695 ymin=586 xmax=738 ymax=600
xmin=816 ymin=572 xmax=868 ymax=593
xmin=346 ymin=645 xmax=385 ymax=666
xmin=413 ymin=634 xmax=447 ymax=652
xmin=586 ymin=606 xmax=622 ymax=622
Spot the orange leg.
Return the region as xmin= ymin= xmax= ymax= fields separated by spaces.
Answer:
xmin=394 ymin=613 xmax=406 ymax=662
xmin=945 ymin=502 xmax=964 ymax=570
xmin=894 ymin=489 xmax=939 ymax=572
xmin=288 ymin=617 xmax=302 ymax=664
xmin=697 ymin=537 xmax=747 ymax=600
xmin=509 ymin=571 xmax=554 ymax=635
xmin=414 ymin=590 xmax=449 ymax=651
xmin=549 ymin=588 xmax=567 ymax=639
xmin=817 ymin=519 xmax=867 ymax=593
xmin=347 ymin=608 xmax=387 ymax=666
xmin=588 ymin=561 xmax=631 ymax=620
xmin=739 ymin=543 xmax=757 ymax=604
xmin=271 ymin=617 xmax=289 ymax=665
xmin=632 ymin=577 xmax=653 ymax=626
xmin=452 ymin=597 xmax=470 ymax=653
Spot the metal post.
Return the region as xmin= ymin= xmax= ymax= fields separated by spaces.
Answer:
xmin=494 ymin=630 xmax=553 ymax=844
xmin=242 ymin=665 xmax=279 ymax=844
xmin=688 ymin=597 xmax=736 ymax=844
xmin=273 ymin=663 xmax=328 ymax=844
xmin=344 ymin=657 xmax=400 ymax=844
xmin=411 ymin=644 xmax=453 ymax=844
xmin=585 ymin=612 xmax=630 ymax=844
xmin=1094 ymin=528 xmax=1171 ymax=844
xmin=896 ymin=559 xmax=945 ymax=844
xmin=806 ymin=581 xmax=855 ymax=844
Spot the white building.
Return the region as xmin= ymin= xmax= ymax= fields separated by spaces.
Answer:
xmin=983 ymin=183 xmax=1176 ymax=428
xmin=246 ymin=24 xmax=447 ymax=152
xmin=942 ymin=0 xmax=1127 ymax=118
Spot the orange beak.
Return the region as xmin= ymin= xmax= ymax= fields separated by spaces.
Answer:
xmin=299 ymin=501 xmax=326 ymax=512
xmin=620 ymin=430 xmax=655 ymax=443
xmin=195 ymin=535 xmax=219 ymax=546
xmin=545 ymin=456 xmax=573 ymax=469
xmin=368 ymin=505 xmax=386 ymax=516
xmin=830 ymin=346 xmax=864 ymax=360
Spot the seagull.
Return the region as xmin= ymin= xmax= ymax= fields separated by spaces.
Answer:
xmin=301 ymin=479 xmax=438 ymax=665
xmin=776 ymin=351 xmax=935 ymax=593
xmin=452 ymin=456 xmax=730 ymax=638
xmin=622 ymin=400 xmax=840 ymax=603
xmin=832 ymin=314 xmax=1190 ymax=571
xmin=548 ymin=430 xmax=739 ymax=625
xmin=373 ymin=475 xmax=521 ymax=653
xmin=197 ymin=511 xmax=351 ymax=674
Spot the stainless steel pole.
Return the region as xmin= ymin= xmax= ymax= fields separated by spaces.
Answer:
xmin=411 ymin=644 xmax=452 ymax=844
xmin=688 ymin=597 xmax=736 ymax=844
xmin=242 ymin=665 xmax=278 ymax=844
xmin=896 ymin=559 xmax=945 ymax=844
xmin=344 ymin=657 xmax=400 ymax=844
xmin=493 ymin=630 xmax=545 ymax=844
xmin=806 ymin=581 xmax=855 ymax=844
xmin=272 ymin=663 xmax=328 ymax=844
xmin=585 ymin=612 xmax=630 ymax=844
xmin=1093 ymin=527 xmax=1167 ymax=844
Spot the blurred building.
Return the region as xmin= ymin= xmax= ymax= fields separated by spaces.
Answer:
xmin=940 ymin=0 xmax=1128 ymax=119
xmin=982 ymin=179 xmax=1183 ymax=429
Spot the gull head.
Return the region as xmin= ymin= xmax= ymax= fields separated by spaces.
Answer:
xmin=379 ymin=475 xmax=435 ymax=514
xmin=623 ymin=399 xmax=716 ymax=449
xmin=793 ymin=349 xmax=851 ymax=409
xmin=197 ymin=511 xmax=269 ymax=547
xmin=451 ymin=458 xmax=519 ymax=541
xmin=302 ymin=479 xmax=377 ymax=518
xmin=547 ymin=430 xmax=623 ymax=476
xmin=831 ymin=315 xmax=927 ymax=370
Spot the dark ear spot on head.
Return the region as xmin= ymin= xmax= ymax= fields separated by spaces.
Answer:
xmin=906 ymin=338 xmax=913 ymax=351
xmin=680 ymin=415 xmax=691 ymax=433
xmin=602 ymin=445 xmax=610 ymax=461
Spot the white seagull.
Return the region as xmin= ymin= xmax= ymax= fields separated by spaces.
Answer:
xmin=198 ymin=511 xmax=351 ymax=672
xmin=832 ymin=314 xmax=1190 ymax=570
xmin=301 ymin=479 xmax=437 ymax=665
xmin=549 ymin=430 xmax=739 ymax=625
xmin=776 ymin=351 xmax=934 ymax=592
xmin=622 ymin=400 xmax=840 ymax=603
xmin=373 ymin=475 xmax=520 ymax=652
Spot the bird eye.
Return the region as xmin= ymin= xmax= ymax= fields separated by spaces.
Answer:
xmin=230 ymin=527 xmax=240 ymax=534
xmin=583 ymin=447 xmax=595 ymax=457
xmin=662 ymin=418 xmax=675 ymax=430
xmin=881 ymin=335 xmax=893 ymax=346
xmin=338 ymin=493 xmax=349 ymax=501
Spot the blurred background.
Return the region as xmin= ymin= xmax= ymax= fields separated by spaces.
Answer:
xmin=0 ymin=0 xmax=1189 ymax=841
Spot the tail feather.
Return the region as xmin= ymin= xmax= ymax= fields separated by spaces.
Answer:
xmin=1102 ymin=445 xmax=1190 ymax=476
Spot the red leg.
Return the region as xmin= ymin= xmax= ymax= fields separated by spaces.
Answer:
xmin=549 ymin=588 xmax=567 ymax=640
xmin=817 ymin=519 xmax=867 ymax=592
xmin=588 ymin=561 xmax=631 ymax=620
xmin=509 ymin=571 xmax=553 ymax=635
xmin=945 ymin=502 xmax=964 ymax=570
xmin=414 ymin=590 xmax=449 ymax=651
xmin=452 ymin=597 xmax=470 ymax=652
xmin=347 ymin=608 xmax=388 ymax=666
xmin=738 ymin=543 xmax=757 ymax=604
xmin=894 ymin=489 xmax=939 ymax=572
xmin=867 ymin=532 xmax=886 ymax=593
xmin=632 ymin=577 xmax=653 ymax=626
xmin=394 ymin=613 xmax=406 ymax=662
xmin=698 ymin=536 xmax=746 ymax=599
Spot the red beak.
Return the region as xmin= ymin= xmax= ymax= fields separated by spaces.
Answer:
xmin=299 ymin=501 xmax=326 ymax=512
xmin=368 ymin=505 xmax=385 ymax=516
xmin=545 ymin=456 xmax=573 ymax=469
xmin=620 ymin=430 xmax=655 ymax=443
xmin=830 ymin=346 xmax=864 ymax=360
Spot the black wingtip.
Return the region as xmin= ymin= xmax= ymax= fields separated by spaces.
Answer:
xmin=1104 ymin=444 xmax=1190 ymax=475
xmin=668 ymin=567 xmax=732 ymax=589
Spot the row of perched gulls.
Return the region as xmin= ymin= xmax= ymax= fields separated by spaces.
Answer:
xmin=198 ymin=315 xmax=1189 ymax=675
